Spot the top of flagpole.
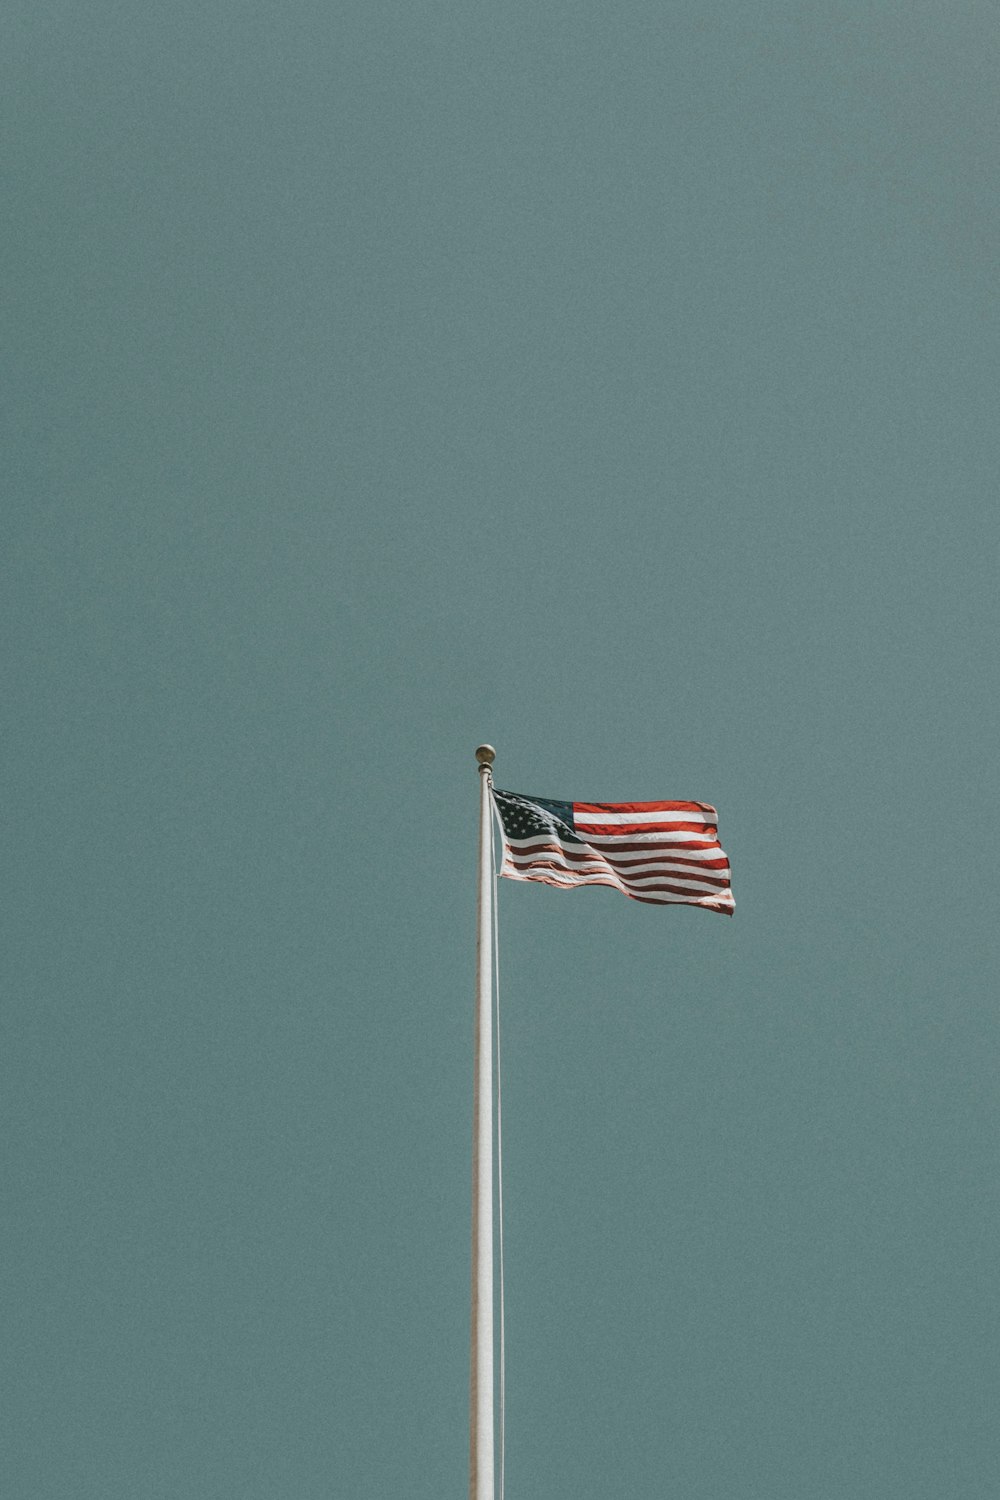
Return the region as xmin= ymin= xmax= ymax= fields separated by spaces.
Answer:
xmin=475 ymin=744 xmax=496 ymax=774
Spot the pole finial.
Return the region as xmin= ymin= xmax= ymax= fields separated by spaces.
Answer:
xmin=475 ymin=744 xmax=496 ymax=772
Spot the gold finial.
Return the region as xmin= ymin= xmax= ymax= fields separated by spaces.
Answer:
xmin=475 ymin=744 xmax=496 ymax=771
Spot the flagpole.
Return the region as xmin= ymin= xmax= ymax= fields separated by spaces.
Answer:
xmin=471 ymin=744 xmax=496 ymax=1500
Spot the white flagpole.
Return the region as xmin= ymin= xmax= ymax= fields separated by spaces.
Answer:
xmin=470 ymin=744 xmax=496 ymax=1500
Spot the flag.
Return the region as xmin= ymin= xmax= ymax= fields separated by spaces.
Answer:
xmin=492 ymin=788 xmax=734 ymax=915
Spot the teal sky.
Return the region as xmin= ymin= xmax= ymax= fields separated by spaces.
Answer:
xmin=5 ymin=3 xmax=998 ymax=1495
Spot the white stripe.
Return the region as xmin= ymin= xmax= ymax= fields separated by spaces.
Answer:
xmin=573 ymin=808 xmax=716 ymax=826
xmin=610 ymin=862 xmax=728 ymax=887
xmin=586 ymin=830 xmax=722 ymax=848
xmin=633 ymin=888 xmax=732 ymax=905
xmin=505 ymin=832 xmax=724 ymax=857
xmin=504 ymin=851 xmax=728 ymax=887
xmin=501 ymin=866 xmax=732 ymax=905
xmin=605 ymin=856 xmax=729 ymax=875
xmin=582 ymin=843 xmax=726 ymax=864
xmin=618 ymin=871 xmax=726 ymax=892
xmin=506 ymin=858 xmax=726 ymax=895
xmin=501 ymin=850 xmax=729 ymax=889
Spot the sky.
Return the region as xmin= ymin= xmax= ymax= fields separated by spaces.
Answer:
xmin=4 ymin=2 xmax=999 ymax=1496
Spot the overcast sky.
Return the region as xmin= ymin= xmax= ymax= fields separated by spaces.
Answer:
xmin=5 ymin=3 xmax=999 ymax=1496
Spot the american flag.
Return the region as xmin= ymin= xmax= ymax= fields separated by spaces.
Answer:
xmin=492 ymin=788 xmax=734 ymax=915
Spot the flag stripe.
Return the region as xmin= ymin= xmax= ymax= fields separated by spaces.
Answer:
xmin=502 ymin=866 xmax=723 ymax=894
xmin=505 ymin=849 xmax=730 ymax=878
xmin=586 ymin=834 xmax=723 ymax=852
xmin=501 ymin=865 xmax=734 ymax=910
xmin=569 ymin=828 xmax=719 ymax=840
xmin=503 ymin=852 xmax=731 ymax=882
xmin=503 ymin=858 xmax=731 ymax=888
xmin=574 ymin=801 xmax=716 ymax=817
xmin=502 ymin=847 xmax=730 ymax=887
xmin=573 ymin=816 xmax=718 ymax=830
xmin=506 ymin=835 xmax=727 ymax=864
xmin=574 ymin=810 xmax=716 ymax=829
xmin=634 ymin=891 xmax=734 ymax=910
